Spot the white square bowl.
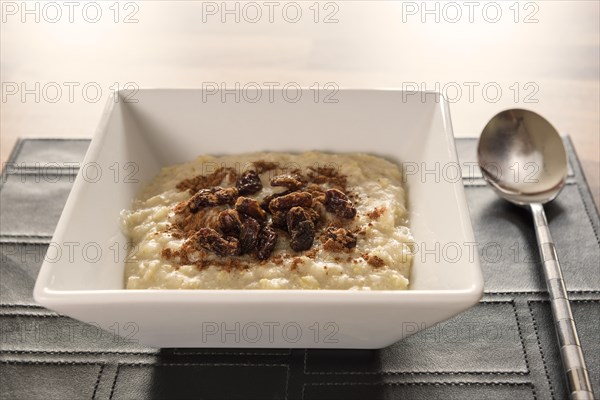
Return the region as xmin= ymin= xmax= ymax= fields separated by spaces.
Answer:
xmin=34 ymin=89 xmax=483 ymax=348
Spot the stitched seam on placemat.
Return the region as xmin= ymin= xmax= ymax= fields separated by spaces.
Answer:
xmin=303 ymin=301 xmax=529 ymax=376
xmin=300 ymin=382 xmax=537 ymax=400
xmin=172 ymin=350 xmax=291 ymax=356
xmin=527 ymin=301 xmax=556 ymax=400
xmin=1 ymin=348 xmax=289 ymax=356
xmin=485 ymin=291 xmax=600 ymax=295
xmin=0 ymin=241 xmax=50 ymax=246
xmin=8 ymin=139 xmax=26 ymax=165
xmin=0 ymin=312 xmax=62 ymax=317
xmin=0 ymin=350 xmax=157 ymax=356
xmin=92 ymin=364 xmax=104 ymax=400
xmin=0 ymin=139 xmax=24 ymax=192
xmin=15 ymin=138 xmax=91 ymax=142
xmin=566 ymin=135 xmax=600 ymax=212
xmin=0 ymin=238 xmax=52 ymax=245
xmin=301 ymin=381 xmax=537 ymax=387
xmin=576 ymin=184 xmax=600 ymax=244
xmin=116 ymin=362 xmax=289 ymax=367
xmin=0 ymin=360 xmax=103 ymax=366
xmin=483 ymin=289 xmax=600 ymax=296
xmin=0 ymin=311 xmax=59 ymax=317
xmin=529 ymin=299 xmax=600 ymax=304
xmin=109 ymin=364 xmax=120 ymax=400
xmin=284 ymin=364 xmax=290 ymax=400
xmin=511 ymin=301 xmax=532 ymax=375
xmin=0 ymin=238 xmax=52 ymax=244
xmin=0 ymin=304 xmax=46 ymax=309
xmin=0 ymin=234 xmax=53 ymax=238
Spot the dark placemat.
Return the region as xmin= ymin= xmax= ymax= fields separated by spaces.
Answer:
xmin=1 ymin=137 xmax=598 ymax=400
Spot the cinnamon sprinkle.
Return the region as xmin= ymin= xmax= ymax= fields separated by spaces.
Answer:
xmin=176 ymin=167 xmax=238 ymax=194
xmin=366 ymin=206 xmax=386 ymax=220
xmin=304 ymin=248 xmax=318 ymax=259
xmin=363 ymin=253 xmax=385 ymax=268
xmin=171 ymin=206 xmax=221 ymax=236
xmin=290 ymin=257 xmax=304 ymax=270
xmin=307 ymin=166 xmax=347 ymax=190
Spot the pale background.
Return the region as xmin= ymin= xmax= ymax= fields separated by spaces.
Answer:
xmin=1 ymin=1 xmax=598 ymax=207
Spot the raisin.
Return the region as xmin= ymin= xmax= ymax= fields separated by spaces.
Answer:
xmin=188 ymin=187 xmax=239 ymax=212
xmin=305 ymin=207 xmax=321 ymax=225
xmin=270 ymin=174 xmax=305 ymax=191
xmin=236 ymin=170 xmax=263 ymax=195
xmin=215 ymin=187 xmax=239 ymax=204
xmin=325 ymin=227 xmax=357 ymax=249
xmin=257 ymin=225 xmax=278 ymax=260
xmin=235 ymin=197 xmax=267 ymax=221
xmin=239 ymin=217 xmax=261 ymax=254
xmin=269 ymin=191 xmax=312 ymax=213
xmin=290 ymin=220 xmax=315 ymax=252
xmin=324 ymin=189 xmax=357 ymax=219
xmin=197 ymin=228 xmax=240 ymax=256
xmin=218 ymin=209 xmax=242 ymax=236
xmin=270 ymin=211 xmax=288 ymax=230
xmin=260 ymin=191 xmax=290 ymax=211
xmin=305 ymin=183 xmax=326 ymax=203
xmin=286 ymin=206 xmax=310 ymax=232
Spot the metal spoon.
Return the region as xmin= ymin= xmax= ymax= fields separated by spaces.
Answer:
xmin=477 ymin=109 xmax=595 ymax=400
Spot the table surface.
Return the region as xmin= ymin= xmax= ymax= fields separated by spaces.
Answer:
xmin=1 ymin=1 xmax=598 ymax=208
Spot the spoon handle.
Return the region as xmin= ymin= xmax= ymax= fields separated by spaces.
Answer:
xmin=530 ymin=203 xmax=595 ymax=400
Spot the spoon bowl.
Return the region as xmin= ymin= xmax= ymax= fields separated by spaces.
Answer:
xmin=478 ymin=109 xmax=568 ymax=205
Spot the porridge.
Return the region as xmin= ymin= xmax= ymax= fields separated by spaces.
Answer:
xmin=121 ymin=152 xmax=414 ymax=290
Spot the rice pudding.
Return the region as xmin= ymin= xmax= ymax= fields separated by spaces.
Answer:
xmin=121 ymin=152 xmax=414 ymax=290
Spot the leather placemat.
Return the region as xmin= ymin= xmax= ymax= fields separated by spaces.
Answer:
xmin=1 ymin=138 xmax=598 ymax=400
